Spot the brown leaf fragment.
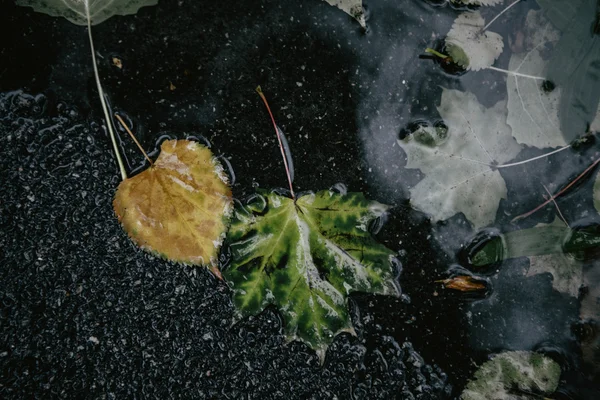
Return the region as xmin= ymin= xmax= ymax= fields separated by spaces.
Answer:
xmin=437 ymin=275 xmax=486 ymax=292
xmin=112 ymin=57 xmax=123 ymax=69
xmin=113 ymin=139 xmax=232 ymax=269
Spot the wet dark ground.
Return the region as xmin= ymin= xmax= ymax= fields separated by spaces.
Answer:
xmin=1 ymin=0 xmax=600 ymax=398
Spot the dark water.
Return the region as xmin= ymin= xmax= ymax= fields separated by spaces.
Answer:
xmin=1 ymin=0 xmax=599 ymax=398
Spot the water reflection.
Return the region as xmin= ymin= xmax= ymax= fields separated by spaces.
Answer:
xmin=355 ymin=0 xmax=600 ymax=394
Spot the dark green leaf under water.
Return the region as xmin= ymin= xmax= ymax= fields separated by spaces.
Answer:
xmin=224 ymin=189 xmax=400 ymax=359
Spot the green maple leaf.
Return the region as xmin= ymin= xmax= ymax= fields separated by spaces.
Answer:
xmin=224 ymin=189 xmax=399 ymax=358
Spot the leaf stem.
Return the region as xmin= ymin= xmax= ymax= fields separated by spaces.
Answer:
xmin=487 ymin=66 xmax=546 ymax=81
xmin=482 ymin=0 xmax=522 ymax=32
xmin=85 ymin=5 xmax=127 ymax=180
xmin=512 ymin=155 xmax=600 ymax=222
xmin=256 ymin=86 xmax=296 ymax=200
xmin=115 ymin=113 xmax=153 ymax=167
xmin=425 ymin=48 xmax=448 ymax=59
xmin=497 ymin=145 xmax=571 ymax=168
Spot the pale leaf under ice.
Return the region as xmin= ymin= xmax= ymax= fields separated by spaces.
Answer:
xmin=323 ymin=0 xmax=366 ymax=28
xmin=445 ymin=11 xmax=504 ymax=71
xmin=527 ymin=218 xmax=583 ymax=297
xmin=398 ymin=88 xmax=521 ymax=229
xmin=16 ymin=0 xmax=159 ymax=25
xmin=506 ymin=10 xmax=566 ymax=147
xmin=507 ymin=3 xmax=600 ymax=146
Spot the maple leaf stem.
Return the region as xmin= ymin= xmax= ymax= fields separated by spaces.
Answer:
xmin=256 ymin=86 xmax=296 ymax=200
xmin=487 ymin=66 xmax=545 ymax=81
xmin=115 ymin=113 xmax=154 ymax=167
xmin=482 ymin=0 xmax=522 ymax=32
xmin=512 ymin=155 xmax=600 ymax=223
xmin=497 ymin=145 xmax=571 ymax=168
xmin=85 ymin=4 xmax=127 ymax=181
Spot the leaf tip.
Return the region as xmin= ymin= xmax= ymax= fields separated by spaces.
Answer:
xmin=209 ymin=264 xmax=224 ymax=281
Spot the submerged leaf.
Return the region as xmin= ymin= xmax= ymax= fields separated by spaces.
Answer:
xmin=16 ymin=0 xmax=159 ymax=25
xmin=461 ymin=351 xmax=561 ymax=400
xmin=527 ymin=218 xmax=583 ymax=297
xmin=506 ymin=9 xmax=566 ymax=147
xmin=323 ymin=0 xmax=366 ymax=28
xmin=224 ymin=189 xmax=399 ymax=358
xmin=507 ymin=2 xmax=600 ymax=146
xmin=465 ymin=216 xmax=585 ymax=296
xmin=528 ymin=253 xmax=583 ymax=297
xmin=593 ymin=109 xmax=600 ymax=132
xmin=537 ymin=0 xmax=600 ymax=141
xmin=595 ymin=171 xmax=600 ymax=215
xmin=398 ymin=88 xmax=521 ymax=229
xmin=579 ymin=262 xmax=600 ymax=380
xmin=445 ymin=11 xmax=504 ymax=71
xmin=468 ymin=217 xmax=600 ymax=267
xmin=113 ymin=139 xmax=233 ymax=268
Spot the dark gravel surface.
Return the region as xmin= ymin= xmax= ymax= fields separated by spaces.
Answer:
xmin=0 ymin=89 xmax=456 ymax=399
xmin=0 ymin=0 xmax=458 ymax=398
xmin=1 ymin=0 xmax=599 ymax=398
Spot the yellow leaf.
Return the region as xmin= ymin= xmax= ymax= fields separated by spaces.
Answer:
xmin=113 ymin=139 xmax=232 ymax=268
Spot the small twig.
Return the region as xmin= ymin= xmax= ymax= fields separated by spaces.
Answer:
xmin=114 ymin=114 xmax=153 ymax=167
xmin=256 ymin=86 xmax=295 ymax=200
xmin=542 ymin=184 xmax=570 ymax=228
xmin=482 ymin=0 xmax=522 ymax=32
xmin=513 ymin=156 xmax=600 ymax=222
